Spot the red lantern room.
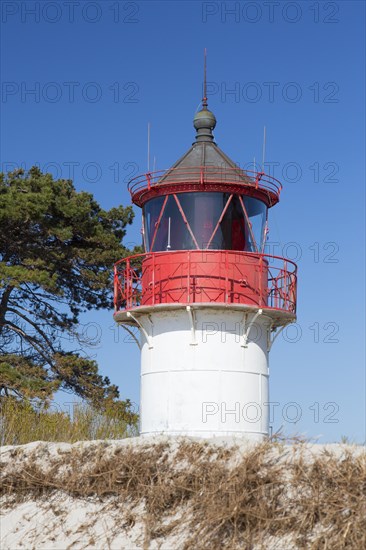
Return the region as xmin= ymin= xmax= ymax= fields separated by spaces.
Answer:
xmin=114 ymin=104 xmax=297 ymax=318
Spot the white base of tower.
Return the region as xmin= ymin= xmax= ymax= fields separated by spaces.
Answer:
xmin=126 ymin=306 xmax=277 ymax=441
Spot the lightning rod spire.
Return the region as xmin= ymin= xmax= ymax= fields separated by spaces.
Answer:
xmin=202 ymin=48 xmax=208 ymax=108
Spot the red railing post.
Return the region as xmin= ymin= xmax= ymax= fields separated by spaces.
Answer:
xmin=152 ymin=253 xmax=155 ymax=306
xmin=125 ymin=258 xmax=130 ymax=309
xmin=225 ymin=251 xmax=229 ymax=303
xmin=146 ymin=172 xmax=151 ymax=191
xmin=284 ymin=260 xmax=288 ymax=311
xmin=187 ymin=250 xmax=191 ymax=303
xmin=274 ymin=272 xmax=278 ymax=310
xmin=259 ymin=255 xmax=263 ymax=306
xmin=113 ymin=265 xmax=118 ymax=311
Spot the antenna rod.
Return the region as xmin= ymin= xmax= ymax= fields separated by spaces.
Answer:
xmin=147 ymin=122 xmax=151 ymax=172
xmin=203 ymin=48 xmax=207 ymax=108
xmin=262 ymin=126 xmax=266 ymax=172
xmin=167 ymin=217 xmax=171 ymax=250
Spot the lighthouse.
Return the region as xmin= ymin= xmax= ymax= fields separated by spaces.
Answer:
xmin=114 ymin=89 xmax=297 ymax=441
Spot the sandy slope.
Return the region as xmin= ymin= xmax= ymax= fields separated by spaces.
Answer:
xmin=1 ymin=436 xmax=365 ymax=550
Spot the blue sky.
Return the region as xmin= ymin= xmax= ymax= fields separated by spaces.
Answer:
xmin=1 ymin=0 xmax=365 ymax=442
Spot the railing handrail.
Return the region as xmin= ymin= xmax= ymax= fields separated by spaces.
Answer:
xmin=114 ymin=250 xmax=297 ymax=315
xmin=114 ymin=250 xmax=297 ymax=272
xmin=128 ymin=167 xmax=282 ymax=201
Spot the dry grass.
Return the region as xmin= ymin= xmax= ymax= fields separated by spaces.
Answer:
xmin=1 ymin=438 xmax=365 ymax=549
xmin=0 ymin=399 xmax=138 ymax=445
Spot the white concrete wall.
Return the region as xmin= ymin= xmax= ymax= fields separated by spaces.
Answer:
xmin=138 ymin=308 xmax=272 ymax=440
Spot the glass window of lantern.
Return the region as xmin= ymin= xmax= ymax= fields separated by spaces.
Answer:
xmin=143 ymin=195 xmax=165 ymax=251
xmin=242 ymin=197 xmax=267 ymax=251
xmin=144 ymin=195 xmax=195 ymax=251
xmin=219 ymin=195 xmax=247 ymax=251
xmin=143 ymin=193 xmax=267 ymax=252
xmin=177 ymin=192 xmax=224 ymax=249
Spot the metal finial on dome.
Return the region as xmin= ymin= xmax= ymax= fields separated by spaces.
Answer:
xmin=193 ymin=48 xmax=217 ymax=143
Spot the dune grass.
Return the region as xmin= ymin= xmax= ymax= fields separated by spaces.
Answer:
xmin=1 ymin=438 xmax=365 ymax=549
xmin=0 ymin=398 xmax=138 ymax=445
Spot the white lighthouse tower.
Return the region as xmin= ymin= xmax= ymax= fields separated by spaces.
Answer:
xmin=114 ymin=86 xmax=297 ymax=441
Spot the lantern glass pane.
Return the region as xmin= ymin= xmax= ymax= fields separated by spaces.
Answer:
xmin=143 ymin=193 xmax=267 ymax=252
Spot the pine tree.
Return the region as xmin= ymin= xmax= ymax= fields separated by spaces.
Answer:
xmin=0 ymin=167 xmax=137 ymax=418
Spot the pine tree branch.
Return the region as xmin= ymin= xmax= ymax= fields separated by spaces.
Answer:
xmin=5 ymin=321 xmax=52 ymax=365
xmin=6 ymin=307 xmax=56 ymax=352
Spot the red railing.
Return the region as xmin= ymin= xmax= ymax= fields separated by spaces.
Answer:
xmin=128 ymin=167 xmax=282 ymax=206
xmin=114 ymin=251 xmax=297 ymax=315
